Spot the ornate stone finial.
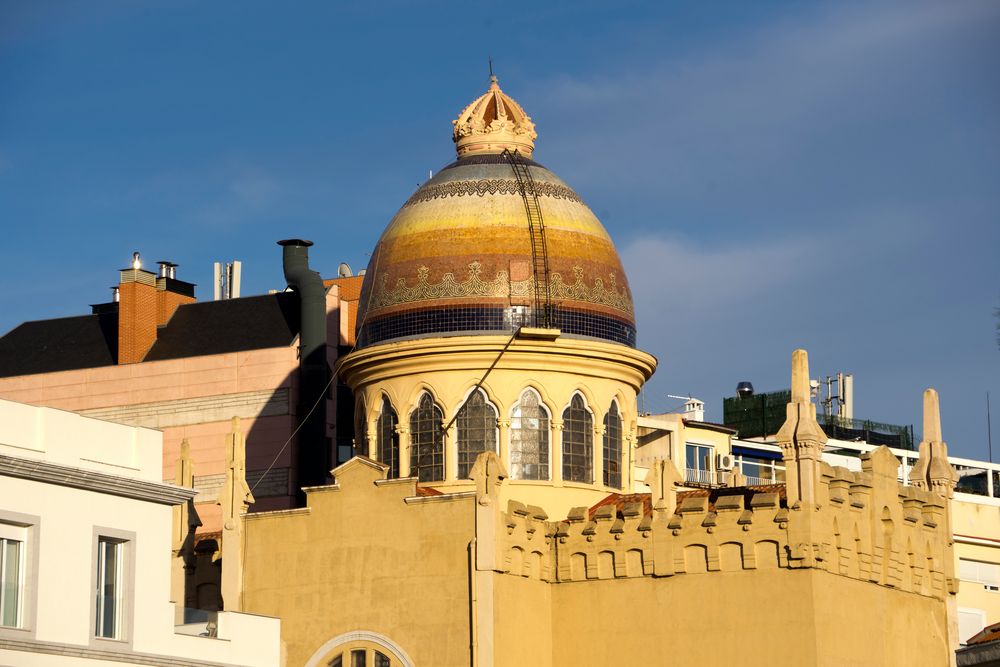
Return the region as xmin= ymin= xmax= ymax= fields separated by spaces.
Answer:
xmin=776 ymin=349 xmax=828 ymax=506
xmin=791 ymin=348 xmax=811 ymax=403
xmin=923 ymin=387 xmax=943 ymax=443
xmin=452 ymin=77 xmax=538 ymax=158
xmin=909 ymin=388 xmax=957 ymax=498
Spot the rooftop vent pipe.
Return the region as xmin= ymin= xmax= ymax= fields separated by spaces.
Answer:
xmin=278 ymin=239 xmax=330 ymax=497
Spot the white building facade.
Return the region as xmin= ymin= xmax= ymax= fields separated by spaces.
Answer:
xmin=0 ymin=399 xmax=280 ymax=666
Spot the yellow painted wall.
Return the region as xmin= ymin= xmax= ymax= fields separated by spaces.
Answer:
xmin=243 ymin=450 xmax=957 ymax=667
xmin=243 ymin=460 xmax=476 ymax=667
xmin=952 ymin=496 xmax=1000 ymax=638
xmin=545 ymin=569 xmax=948 ymax=667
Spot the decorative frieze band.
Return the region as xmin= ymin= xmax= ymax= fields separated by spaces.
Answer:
xmin=402 ymin=178 xmax=582 ymax=208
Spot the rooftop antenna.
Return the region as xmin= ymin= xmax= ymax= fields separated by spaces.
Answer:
xmin=988 ymin=391 xmax=994 ymax=463
xmin=488 ymin=56 xmax=495 ymax=83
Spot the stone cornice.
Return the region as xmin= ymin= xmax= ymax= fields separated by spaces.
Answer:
xmin=338 ymin=334 xmax=657 ymax=392
xmin=0 ymin=455 xmax=196 ymax=506
xmin=0 ymin=636 xmax=237 ymax=667
xmin=404 ymin=491 xmax=476 ymax=505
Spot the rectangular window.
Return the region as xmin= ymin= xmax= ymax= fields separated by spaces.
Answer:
xmin=959 ymin=559 xmax=1000 ymax=590
xmin=0 ymin=529 xmax=23 ymax=628
xmin=685 ymin=443 xmax=714 ymax=485
xmin=95 ymin=537 xmax=126 ymax=639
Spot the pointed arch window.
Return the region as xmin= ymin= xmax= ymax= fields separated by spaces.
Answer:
xmin=510 ymin=389 xmax=550 ymax=481
xmin=456 ymin=388 xmax=498 ymax=479
xmin=376 ymin=396 xmax=399 ymax=479
xmin=354 ymin=396 xmax=368 ymax=458
xmin=562 ymin=394 xmax=593 ymax=483
xmin=603 ymin=402 xmax=623 ymax=488
xmin=409 ymin=392 xmax=444 ymax=482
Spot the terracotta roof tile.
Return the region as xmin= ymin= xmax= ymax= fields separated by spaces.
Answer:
xmin=588 ymin=484 xmax=787 ymax=520
xmin=966 ymin=621 xmax=1000 ymax=646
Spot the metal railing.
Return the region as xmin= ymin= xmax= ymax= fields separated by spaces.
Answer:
xmin=742 ymin=474 xmax=783 ymax=487
xmin=685 ymin=468 xmax=719 ymax=486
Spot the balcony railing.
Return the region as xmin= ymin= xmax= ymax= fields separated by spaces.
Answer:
xmin=742 ymin=474 xmax=784 ymax=487
xmin=685 ymin=468 xmax=719 ymax=486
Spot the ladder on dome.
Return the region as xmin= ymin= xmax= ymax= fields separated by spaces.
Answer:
xmin=502 ymin=149 xmax=552 ymax=329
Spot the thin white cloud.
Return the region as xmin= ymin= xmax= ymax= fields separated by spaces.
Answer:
xmin=531 ymin=1 xmax=1000 ymax=200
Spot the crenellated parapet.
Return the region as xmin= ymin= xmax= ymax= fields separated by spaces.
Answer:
xmin=480 ymin=452 xmax=955 ymax=601
xmin=471 ymin=352 xmax=958 ymax=606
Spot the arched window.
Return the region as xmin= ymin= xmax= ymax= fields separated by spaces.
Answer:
xmin=409 ymin=392 xmax=444 ymax=482
xmin=510 ymin=388 xmax=550 ymax=480
xmin=354 ymin=395 xmax=367 ymax=458
xmin=376 ymin=396 xmax=399 ymax=479
xmin=456 ymin=388 xmax=498 ymax=479
xmin=603 ymin=401 xmax=622 ymax=488
xmin=562 ymin=394 xmax=593 ymax=483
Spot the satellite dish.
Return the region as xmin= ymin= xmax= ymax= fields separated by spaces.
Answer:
xmin=338 ymin=263 xmax=353 ymax=278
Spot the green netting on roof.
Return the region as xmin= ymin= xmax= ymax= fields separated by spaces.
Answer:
xmin=723 ymin=391 xmax=790 ymax=439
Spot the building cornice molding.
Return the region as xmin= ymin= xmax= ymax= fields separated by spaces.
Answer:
xmin=0 ymin=454 xmax=196 ymax=506
xmin=0 ymin=637 xmax=236 ymax=667
xmin=403 ymin=491 xmax=476 ymax=505
xmin=338 ymin=334 xmax=657 ymax=392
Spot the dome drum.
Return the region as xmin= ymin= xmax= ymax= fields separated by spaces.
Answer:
xmin=357 ymin=302 xmax=636 ymax=349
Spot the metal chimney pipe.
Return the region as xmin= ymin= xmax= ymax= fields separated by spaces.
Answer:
xmin=278 ymin=239 xmax=329 ymax=496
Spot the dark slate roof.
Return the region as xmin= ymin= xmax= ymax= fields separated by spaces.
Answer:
xmin=0 ymin=313 xmax=119 ymax=378
xmin=0 ymin=292 xmax=300 ymax=377
xmin=144 ymin=292 xmax=299 ymax=361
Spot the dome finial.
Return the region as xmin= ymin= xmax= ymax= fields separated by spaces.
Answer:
xmin=452 ymin=74 xmax=537 ymax=158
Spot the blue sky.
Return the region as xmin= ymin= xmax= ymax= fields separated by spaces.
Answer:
xmin=1 ymin=1 xmax=998 ymax=458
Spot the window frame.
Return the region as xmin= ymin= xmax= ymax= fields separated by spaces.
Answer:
xmin=90 ymin=527 xmax=135 ymax=646
xmin=685 ymin=442 xmax=715 ymax=485
xmin=376 ymin=395 xmax=400 ymax=479
xmin=354 ymin=395 xmax=368 ymax=458
xmin=0 ymin=524 xmax=25 ymax=630
xmin=561 ymin=393 xmax=594 ymax=484
xmin=455 ymin=387 xmax=499 ymax=479
xmin=409 ymin=392 xmax=445 ymax=483
xmin=602 ymin=400 xmax=623 ymax=489
xmin=0 ymin=511 xmax=39 ymax=639
xmin=509 ymin=387 xmax=551 ymax=481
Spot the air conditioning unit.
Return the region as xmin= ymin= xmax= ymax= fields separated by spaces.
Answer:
xmin=717 ymin=454 xmax=735 ymax=471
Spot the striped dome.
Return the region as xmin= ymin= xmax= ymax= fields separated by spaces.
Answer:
xmin=355 ymin=83 xmax=635 ymax=349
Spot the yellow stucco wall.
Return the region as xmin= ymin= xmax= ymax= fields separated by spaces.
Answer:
xmin=542 ymin=569 xmax=948 ymax=667
xmin=243 ymin=449 xmax=957 ymax=667
xmin=952 ymin=495 xmax=1000 ymax=639
xmin=243 ymin=460 xmax=476 ymax=667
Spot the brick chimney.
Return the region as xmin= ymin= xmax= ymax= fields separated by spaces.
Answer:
xmin=118 ymin=264 xmax=158 ymax=364
xmin=155 ymin=261 xmax=195 ymax=325
xmin=116 ymin=255 xmax=196 ymax=364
